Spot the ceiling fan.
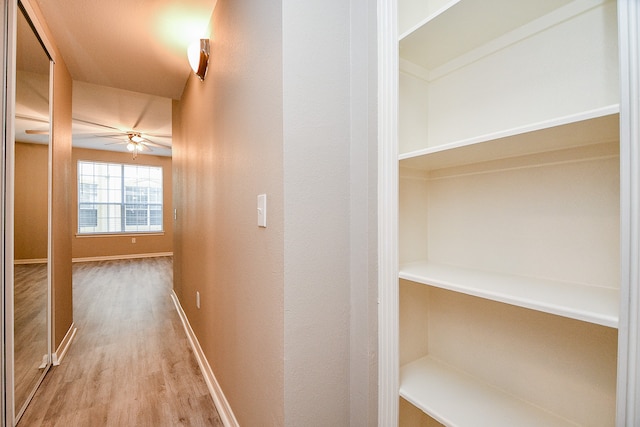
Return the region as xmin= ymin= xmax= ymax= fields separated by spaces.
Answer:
xmin=123 ymin=132 xmax=152 ymax=159
xmin=73 ymin=117 xmax=172 ymax=159
xmin=17 ymin=88 xmax=173 ymax=158
xmin=20 ymin=121 xmax=170 ymax=158
xmin=107 ymin=130 xmax=172 ymax=159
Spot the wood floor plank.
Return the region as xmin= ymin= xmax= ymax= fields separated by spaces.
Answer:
xmin=18 ymin=257 xmax=223 ymax=427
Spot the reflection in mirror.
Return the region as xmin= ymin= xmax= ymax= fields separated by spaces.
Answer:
xmin=14 ymin=2 xmax=51 ymax=422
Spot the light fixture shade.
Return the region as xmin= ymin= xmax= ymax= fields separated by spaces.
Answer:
xmin=188 ymin=38 xmax=210 ymax=81
xmin=127 ymin=142 xmax=136 ymax=152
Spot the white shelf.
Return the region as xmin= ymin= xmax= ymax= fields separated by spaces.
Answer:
xmin=400 ymin=356 xmax=577 ymax=427
xmin=400 ymin=0 xmax=589 ymax=72
xmin=399 ymin=106 xmax=619 ymax=171
xmin=399 ymin=261 xmax=618 ymax=328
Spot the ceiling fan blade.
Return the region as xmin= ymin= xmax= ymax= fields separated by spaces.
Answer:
xmin=142 ymin=132 xmax=171 ymax=139
xmin=141 ymin=139 xmax=171 ymax=150
xmin=16 ymin=114 xmax=49 ymax=124
xmin=93 ymin=133 xmax=125 ymax=139
xmin=126 ymin=142 xmax=152 ymax=153
xmin=132 ymin=98 xmax=154 ymax=129
xmin=25 ymin=129 xmax=49 ymax=135
xmin=73 ymin=117 xmax=124 ymax=132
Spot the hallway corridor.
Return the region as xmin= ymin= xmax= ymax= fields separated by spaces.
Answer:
xmin=18 ymin=257 xmax=223 ymax=426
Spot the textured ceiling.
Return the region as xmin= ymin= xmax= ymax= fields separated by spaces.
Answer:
xmin=16 ymin=0 xmax=215 ymax=156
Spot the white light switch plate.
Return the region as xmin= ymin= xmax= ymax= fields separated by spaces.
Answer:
xmin=257 ymin=194 xmax=267 ymax=227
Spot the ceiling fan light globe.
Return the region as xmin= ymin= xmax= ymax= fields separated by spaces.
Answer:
xmin=127 ymin=142 xmax=136 ymax=152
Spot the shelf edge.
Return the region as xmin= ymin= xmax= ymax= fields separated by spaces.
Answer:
xmin=399 ymin=105 xmax=620 ymax=162
xmin=399 ymin=265 xmax=619 ymax=328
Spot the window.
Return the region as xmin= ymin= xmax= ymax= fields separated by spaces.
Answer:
xmin=77 ymin=161 xmax=163 ymax=234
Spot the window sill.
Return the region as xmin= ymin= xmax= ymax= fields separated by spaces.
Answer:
xmin=75 ymin=232 xmax=165 ymax=238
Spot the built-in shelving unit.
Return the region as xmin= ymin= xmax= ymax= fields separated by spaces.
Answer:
xmin=396 ymin=0 xmax=621 ymax=425
xmin=398 ymin=0 xmax=619 ymax=155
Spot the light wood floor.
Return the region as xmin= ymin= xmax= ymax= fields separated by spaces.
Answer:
xmin=18 ymin=257 xmax=223 ymax=426
xmin=14 ymin=263 xmax=49 ymax=416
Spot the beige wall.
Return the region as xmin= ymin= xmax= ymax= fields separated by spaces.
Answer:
xmin=174 ymin=0 xmax=377 ymax=425
xmin=50 ymin=52 xmax=73 ymax=350
xmin=14 ymin=142 xmax=48 ymax=261
xmin=71 ymin=147 xmax=173 ymax=260
xmin=174 ymin=0 xmax=285 ymax=425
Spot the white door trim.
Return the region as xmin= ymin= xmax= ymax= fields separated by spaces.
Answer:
xmin=616 ymin=0 xmax=640 ymax=425
xmin=377 ymin=0 xmax=399 ymax=425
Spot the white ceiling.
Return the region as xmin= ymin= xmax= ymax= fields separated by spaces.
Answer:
xmin=17 ymin=0 xmax=215 ymax=157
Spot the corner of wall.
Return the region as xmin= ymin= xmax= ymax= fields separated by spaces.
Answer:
xmin=50 ymin=46 xmax=74 ymax=351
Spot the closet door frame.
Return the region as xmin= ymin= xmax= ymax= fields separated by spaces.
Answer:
xmin=2 ymin=1 xmax=55 ymax=424
xmin=2 ymin=0 xmax=19 ymax=423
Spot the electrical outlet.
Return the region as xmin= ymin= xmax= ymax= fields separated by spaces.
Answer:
xmin=131 ymin=237 xmax=136 ymax=243
xmin=196 ymin=291 xmax=200 ymax=309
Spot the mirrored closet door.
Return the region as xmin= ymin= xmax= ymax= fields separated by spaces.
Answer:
xmin=12 ymin=1 xmax=52 ymax=423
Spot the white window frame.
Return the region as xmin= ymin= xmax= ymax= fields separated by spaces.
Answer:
xmin=77 ymin=160 xmax=164 ymax=235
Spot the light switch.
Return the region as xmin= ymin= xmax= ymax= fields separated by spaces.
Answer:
xmin=257 ymin=194 xmax=267 ymax=228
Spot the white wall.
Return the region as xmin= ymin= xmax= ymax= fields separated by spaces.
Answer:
xmin=282 ymin=0 xmax=351 ymax=422
xmin=282 ymin=0 xmax=377 ymax=425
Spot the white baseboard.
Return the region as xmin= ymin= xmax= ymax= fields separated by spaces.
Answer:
xmin=72 ymin=252 xmax=173 ymax=263
xmin=170 ymin=291 xmax=239 ymax=427
xmin=52 ymin=323 xmax=77 ymax=366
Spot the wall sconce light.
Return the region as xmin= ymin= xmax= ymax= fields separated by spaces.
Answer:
xmin=188 ymin=38 xmax=210 ymax=81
